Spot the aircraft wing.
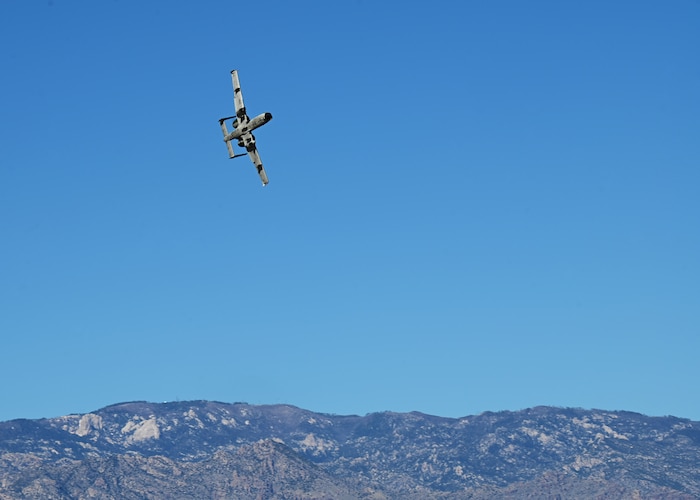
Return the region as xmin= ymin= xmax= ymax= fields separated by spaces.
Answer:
xmin=231 ymin=70 xmax=247 ymax=119
xmin=247 ymin=146 xmax=269 ymax=186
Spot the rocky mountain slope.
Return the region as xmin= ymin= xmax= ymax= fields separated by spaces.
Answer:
xmin=1 ymin=401 xmax=699 ymax=498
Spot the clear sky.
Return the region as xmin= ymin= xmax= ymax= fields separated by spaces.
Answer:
xmin=1 ymin=1 xmax=699 ymax=423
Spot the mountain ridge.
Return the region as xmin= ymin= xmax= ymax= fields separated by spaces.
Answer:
xmin=1 ymin=401 xmax=699 ymax=499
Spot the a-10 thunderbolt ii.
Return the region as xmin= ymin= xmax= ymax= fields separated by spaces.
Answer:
xmin=218 ymin=70 xmax=273 ymax=186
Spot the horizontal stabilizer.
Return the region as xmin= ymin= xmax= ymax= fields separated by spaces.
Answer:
xmin=219 ymin=119 xmax=235 ymax=158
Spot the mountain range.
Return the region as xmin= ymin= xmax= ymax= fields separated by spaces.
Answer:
xmin=2 ymin=401 xmax=700 ymax=499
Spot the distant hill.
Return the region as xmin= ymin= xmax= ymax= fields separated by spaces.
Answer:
xmin=1 ymin=401 xmax=699 ymax=499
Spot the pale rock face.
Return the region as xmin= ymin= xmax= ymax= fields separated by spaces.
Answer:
xmin=602 ymin=424 xmax=629 ymax=440
xmin=221 ymin=417 xmax=237 ymax=427
xmin=569 ymin=454 xmax=604 ymax=471
xmin=520 ymin=426 xmax=554 ymax=446
xmin=572 ymin=417 xmax=597 ymax=430
xmin=75 ymin=414 xmax=103 ymax=437
xmin=183 ymin=409 xmax=205 ymax=428
xmin=300 ymin=433 xmax=337 ymax=455
xmin=121 ymin=417 xmax=160 ymax=443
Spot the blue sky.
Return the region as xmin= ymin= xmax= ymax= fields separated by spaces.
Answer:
xmin=1 ymin=1 xmax=699 ymax=423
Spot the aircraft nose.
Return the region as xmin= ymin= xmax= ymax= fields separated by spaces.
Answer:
xmin=265 ymin=112 xmax=273 ymax=121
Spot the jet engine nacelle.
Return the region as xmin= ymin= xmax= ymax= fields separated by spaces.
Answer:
xmin=248 ymin=112 xmax=273 ymax=131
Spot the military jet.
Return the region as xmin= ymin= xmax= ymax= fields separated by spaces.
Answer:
xmin=218 ymin=70 xmax=273 ymax=186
